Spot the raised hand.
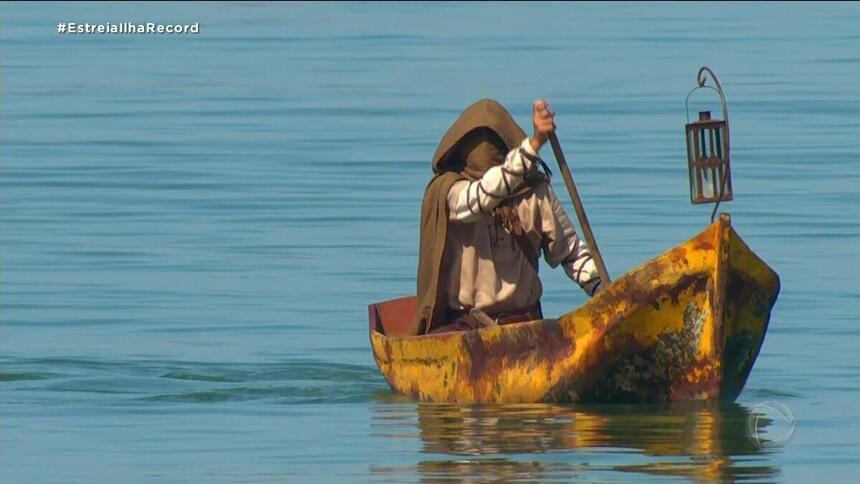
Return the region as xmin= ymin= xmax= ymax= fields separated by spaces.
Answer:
xmin=530 ymin=99 xmax=556 ymax=153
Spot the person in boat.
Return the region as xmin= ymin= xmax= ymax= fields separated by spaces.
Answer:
xmin=413 ymin=98 xmax=602 ymax=335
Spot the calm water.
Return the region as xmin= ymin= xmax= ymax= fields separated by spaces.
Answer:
xmin=2 ymin=2 xmax=858 ymax=482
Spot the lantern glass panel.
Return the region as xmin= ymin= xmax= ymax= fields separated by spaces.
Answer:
xmin=685 ymin=117 xmax=732 ymax=204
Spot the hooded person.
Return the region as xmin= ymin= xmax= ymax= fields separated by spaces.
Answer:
xmin=412 ymin=98 xmax=601 ymax=335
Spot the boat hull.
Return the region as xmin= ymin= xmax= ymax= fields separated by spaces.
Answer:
xmin=369 ymin=215 xmax=779 ymax=403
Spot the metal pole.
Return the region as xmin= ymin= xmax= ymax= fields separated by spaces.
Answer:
xmin=548 ymin=132 xmax=611 ymax=285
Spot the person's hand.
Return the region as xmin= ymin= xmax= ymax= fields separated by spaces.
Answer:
xmin=530 ymin=99 xmax=556 ymax=153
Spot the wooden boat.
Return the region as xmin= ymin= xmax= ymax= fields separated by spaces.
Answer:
xmin=368 ymin=214 xmax=779 ymax=404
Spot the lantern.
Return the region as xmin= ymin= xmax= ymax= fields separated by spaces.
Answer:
xmin=685 ymin=67 xmax=732 ymax=208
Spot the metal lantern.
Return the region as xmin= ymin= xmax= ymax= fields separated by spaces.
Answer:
xmin=685 ymin=67 xmax=732 ymax=209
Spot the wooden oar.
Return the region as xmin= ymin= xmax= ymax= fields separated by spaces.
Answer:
xmin=548 ymin=132 xmax=612 ymax=285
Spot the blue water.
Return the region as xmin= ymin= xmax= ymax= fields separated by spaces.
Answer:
xmin=2 ymin=2 xmax=858 ymax=482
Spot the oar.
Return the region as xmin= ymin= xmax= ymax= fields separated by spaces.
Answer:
xmin=548 ymin=131 xmax=612 ymax=286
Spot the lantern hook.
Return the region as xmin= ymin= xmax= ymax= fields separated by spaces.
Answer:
xmin=685 ymin=67 xmax=729 ymax=134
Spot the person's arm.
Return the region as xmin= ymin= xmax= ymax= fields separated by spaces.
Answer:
xmin=539 ymin=184 xmax=602 ymax=296
xmin=448 ymin=99 xmax=557 ymax=222
xmin=447 ymin=139 xmax=539 ymax=222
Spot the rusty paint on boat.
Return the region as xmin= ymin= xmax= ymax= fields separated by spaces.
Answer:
xmin=368 ymin=214 xmax=779 ymax=403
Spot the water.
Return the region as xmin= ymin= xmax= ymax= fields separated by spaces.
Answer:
xmin=1 ymin=2 xmax=858 ymax=482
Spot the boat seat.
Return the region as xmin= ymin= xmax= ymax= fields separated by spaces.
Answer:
xmin=368 ymin=295 xmax=418 ymax=337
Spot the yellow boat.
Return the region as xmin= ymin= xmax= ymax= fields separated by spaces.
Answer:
xmin=368 ymin=214 xmax=779 ymax=404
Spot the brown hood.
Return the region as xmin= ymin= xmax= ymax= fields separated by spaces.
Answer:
xmin=432 ymin=98 xmax=528 ymax=174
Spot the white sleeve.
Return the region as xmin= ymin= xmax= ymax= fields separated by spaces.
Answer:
xmin=447 ymin=138 xmax=540 ymax=223
xmin=563 ymin=249 xmax=601 ymax=296
xmin=538 ymin=183 xmax=602 ymax=296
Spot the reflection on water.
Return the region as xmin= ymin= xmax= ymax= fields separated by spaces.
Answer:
xmin=372 ymin=401 xmax=780 ymax=482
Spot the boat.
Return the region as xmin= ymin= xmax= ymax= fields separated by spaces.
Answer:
xmin=368 ymin=214 xmax=780 ymax=404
